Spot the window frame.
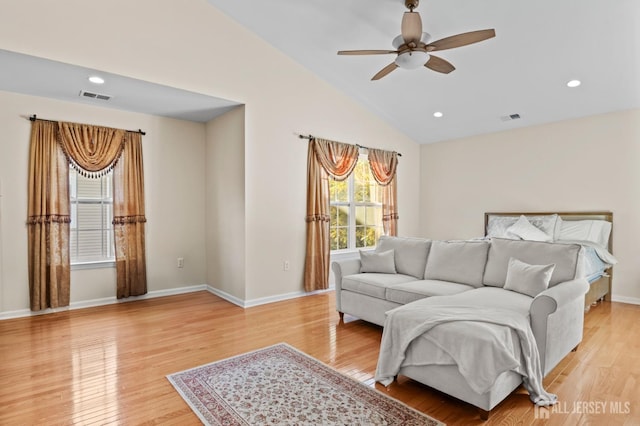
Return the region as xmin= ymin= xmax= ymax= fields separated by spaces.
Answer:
xmin=329 ymin=156 xmax=383 ymax=254
xmin=69 ymin=167 xmax=116 ymax=269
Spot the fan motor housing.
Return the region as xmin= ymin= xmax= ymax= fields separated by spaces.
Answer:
xmin=405 ymin=0 xmax=419 ymax=10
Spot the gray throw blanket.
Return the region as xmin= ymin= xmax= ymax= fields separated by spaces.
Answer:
xmin=375 ymin=304 xmax=558 ymax=406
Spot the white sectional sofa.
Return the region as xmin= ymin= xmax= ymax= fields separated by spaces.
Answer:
xmin=332 ymin=235 xmax=589 ymax=418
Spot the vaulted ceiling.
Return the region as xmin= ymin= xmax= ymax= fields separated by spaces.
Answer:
xmin=207 ymin=0 xmax=640 ymax=144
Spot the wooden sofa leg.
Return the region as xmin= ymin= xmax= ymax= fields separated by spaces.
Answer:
xmin=572 ymin=344 xmax=579 ymax=352
xmin=338 ymin=312 xmax=344 ymax=323
xmin=479 ymin=409 xmax=490 ymax=421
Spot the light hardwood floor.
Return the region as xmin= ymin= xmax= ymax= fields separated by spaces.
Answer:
xmin=1 ymin=291 xmax=638 ymax=425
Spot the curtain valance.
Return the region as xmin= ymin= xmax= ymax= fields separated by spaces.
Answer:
xmin=57 ymin=121 xmax=126 ymax=177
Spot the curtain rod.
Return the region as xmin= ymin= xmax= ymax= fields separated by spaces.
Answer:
xmin=295 ymin=132 xmax=402 ymax=156
xmin=28 ymin=114 xmax=146 ymax=135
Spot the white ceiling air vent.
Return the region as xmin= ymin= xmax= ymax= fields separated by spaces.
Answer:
xmin=500 ymin=113 xmax=521 ymax=122
xmin=79 ymin=90 xmax=112 ymax=101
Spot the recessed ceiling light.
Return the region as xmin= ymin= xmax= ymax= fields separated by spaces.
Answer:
xmin=567 ymin=79 xmax=581 ymax=88
xmin=433 ymin=111 xmax=443 ymax=118
xmin=88 ymin=76 xmax=105 ymax=84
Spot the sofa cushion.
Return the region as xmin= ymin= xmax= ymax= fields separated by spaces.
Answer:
xmin=483 ymin=238 xmax=581 ymax=288
xmin=342 ymin=273 xmax=416 ymax=299
xmin=424 ymin=240 xmax=490 ymax=287
xmin=360 ymin=249 xmax=396 ymax=274
xmin=504 ymin=258 xmax=555 ymax=297
xmin=412 ymin=287 xmax=533 ymax=318
xmin=386 ymin=280 xmax=476 ymax=305
xmin=377 ymin=236 xmax=431 ymax=279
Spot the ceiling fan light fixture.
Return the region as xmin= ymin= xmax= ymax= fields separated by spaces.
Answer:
xmin=395 ymin=51 xmax=429 ymax=69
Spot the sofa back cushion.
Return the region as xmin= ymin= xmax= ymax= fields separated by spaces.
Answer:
xmin=424 ymin=240 xmax=490 ymax=287
xmin=483 ymin=238 xmax=581 ymax=287
xmin=377 ymin=236 xmax=431 ymax=279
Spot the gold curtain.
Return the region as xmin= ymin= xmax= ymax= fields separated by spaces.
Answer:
xmin=27 ymin=120 xmax=71 ymax=310
xmin=368 ymin=148 xmax=399 ymax=236
xmin=304 ymin=138 xmax=359 ymax=292
xmin=57 ymin=122 xmax=126 ymax=176
xmin=113 ymin=132 xmax=147 ymax=298
xmin=27 ymin=119 xmax=147 ymax=309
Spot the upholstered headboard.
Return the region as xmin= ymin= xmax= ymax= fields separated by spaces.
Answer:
xmin=484 ymin=211 xmax=613 ymax=254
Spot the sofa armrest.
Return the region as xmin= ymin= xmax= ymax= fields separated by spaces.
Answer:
xmin=331 ymin=259 xmax=361 ymax=312
xmin=529 ymin=278 xmax=589 ymax=375
xmin=530 ymin=278 xmax=590 ymax=318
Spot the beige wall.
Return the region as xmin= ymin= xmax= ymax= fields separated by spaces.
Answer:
xmin=0 ymin=90 xmax=207 ymax=313
xmin=205 ymin=106 xmax=246 ymax=300
xmin=0 ymin=0 xmax=422 ymax=309
xmin=420 ymin=109 xmax=640 ymax=303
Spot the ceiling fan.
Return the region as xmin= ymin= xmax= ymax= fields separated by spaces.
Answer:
xmin=337 ymin=0 xmax=496 ymax=80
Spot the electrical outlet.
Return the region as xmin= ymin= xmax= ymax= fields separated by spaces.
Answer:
xmin=177 ymin=257 xmax=184 ymax=268
xmin=283 ymin=260 xmax=290 ymax=271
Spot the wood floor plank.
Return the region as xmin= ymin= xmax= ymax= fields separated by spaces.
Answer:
xmin=1 ymin=291 xmax=638 ymax=425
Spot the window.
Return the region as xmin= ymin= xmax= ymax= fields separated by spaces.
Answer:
xmin=69 ymin=167 xmax=115 ymax=265
xmin=329 ymin=157 xmax=383 ymax=252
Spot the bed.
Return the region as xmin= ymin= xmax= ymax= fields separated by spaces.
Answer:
xmin=484 ymin=211 xmax=615 ymax=311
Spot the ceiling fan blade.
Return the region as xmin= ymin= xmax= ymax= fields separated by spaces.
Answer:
xmin=427 ymin=29 xmax=496 ymax=51
xmin=337 ymin=50 xmax=397 ymax=55
xmin=425 ymin=55 xmax=455 ymax=74
xmin=401 ymin=12 xmax=422 ymax=43
xmin=371 ymin=63 xmax=399 ymax=81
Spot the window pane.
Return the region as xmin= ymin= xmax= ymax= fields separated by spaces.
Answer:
xmin=337 ymin=228 xmax=348 ymax=250
xmin=355 ymin=206 xmax=365 ymax=227
xmin=76 ymin=176 xmax=103 ymax=199
xmin=329 ymin=179 xmax=348 ymax=202
xmin=77 ymin=230 xmax=103 ymax=259
xmin=330 ymin=206 xmax=338 ymax=227
xmin=355 ymin=226 xmax=365 ymax=248
xmin=363 ymin=226 xmax=379 ymax=248
xmin=330 ymin=227 xmax=338 ymax=251
xmin=77 ymin=203 xmax=102 ymax=229
xmin=337 ymin=206 xmax=349 ymax=226
xmin=366 ymin=206 xmax=382 ymax=226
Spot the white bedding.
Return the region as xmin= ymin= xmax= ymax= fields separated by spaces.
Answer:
xmin=375 ymin=301 xmax=558 ymax=406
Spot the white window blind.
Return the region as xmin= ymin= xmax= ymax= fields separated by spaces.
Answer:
xmin=69 ymin=167 xmax=115 ymax=264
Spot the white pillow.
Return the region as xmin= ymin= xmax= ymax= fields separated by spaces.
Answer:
xmin=506 ymin=215 xmax=553 ymax=242
xmin=360 ymin=249 xmax=396 ymax=274
xmin=486 ymin=216 xmax=519 ymax=238
xmin=487 ymin=214 xmax=558 ymax=239
xmin=504 ymin=257 xmax=555 ymax=297
xmin=558 ymin=220 xmax=612 ymax=247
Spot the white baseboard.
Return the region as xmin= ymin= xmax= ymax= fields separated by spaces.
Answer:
xmin=610 ymin=295 xmax=640 ymax=306
xmin=0 ymin=284 xmax=207 ymax=320
xmin=1 ymin=284 xmax=335 ymax=320
xmin=206 ymin=285 xmax=334 ymax=308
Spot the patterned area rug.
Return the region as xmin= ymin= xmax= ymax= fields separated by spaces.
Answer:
xmin=167 ymin=343 xmax=444 ymax=425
